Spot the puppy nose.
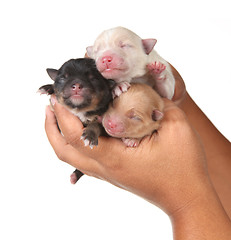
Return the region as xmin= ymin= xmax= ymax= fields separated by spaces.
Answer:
xmin=71 ymin=83 xmax=82 ymax=94
xmin=102 ymin=56 xmax=113 ymax=64
xmin=107 ymin=119 xmax=117 ymax=129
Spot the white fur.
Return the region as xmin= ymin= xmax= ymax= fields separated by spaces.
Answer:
xmin=87 ymin=27 xmax=175 ymax=99
xmin=72 ymin=111 xmax=88 ymax=122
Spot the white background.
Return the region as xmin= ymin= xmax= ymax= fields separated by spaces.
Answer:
xmin=0 ymin=0 xmax=230 ymax=239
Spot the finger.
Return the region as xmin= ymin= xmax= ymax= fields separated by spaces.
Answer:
xmin=50 ymin=95 xmax=84 ymax=145
xmin=162 ymin=98 xmax=188 ymax=124
xmin=45 ymin=105 xmax=67 ymax=147
xmin=50 ymin=95 xmax=126 ymax=157
xmin=45 ymin=106 xmax=100 ymax=172
xmin=163 ymin=98 xmax=179 ymax=112
xmin=83 ymin=135 xmax=125 ymax=157
xmin=49 ymin=96 xmax=135 ymax=167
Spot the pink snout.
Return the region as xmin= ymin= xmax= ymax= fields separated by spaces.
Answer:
xmin=103 ymin=116 xmax=125 ymax=137
xmin=102 ymin=56 xmax=113 ymax=65
xmin=97 ymin=52 xmax=125 ymax=73
xmin=107 ymin=118 xmax=118 ymax=129
xmin=100 ymin=56 xmax=114 ymax=70
xmin=71 ymin=83 xmax=82 ymax=96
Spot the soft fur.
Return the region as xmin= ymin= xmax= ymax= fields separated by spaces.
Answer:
xmin=102 ymin=83 xmax=164 ymax=147
xmin=39 ymin=58 xmax=115 ymax=183
xmin=87 ymin=26 xmax=175 ymax=99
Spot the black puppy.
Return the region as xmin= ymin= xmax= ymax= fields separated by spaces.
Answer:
xmin=39 ymin=58 xmax=115 ymax=183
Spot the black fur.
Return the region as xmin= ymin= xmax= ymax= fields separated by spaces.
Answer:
xmin=39 ymin=58 xmax=115 ymax=183
xmin=40 ymin=58 xmax=115 ymax=118
xmin=39 ymin=84 xmax=54 ymax=95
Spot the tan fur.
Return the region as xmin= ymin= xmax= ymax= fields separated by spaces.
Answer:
xmin=56 ymin=93 xmax=101 ymax=122
xmin=102 ymin=83 xmax=164 ymax=139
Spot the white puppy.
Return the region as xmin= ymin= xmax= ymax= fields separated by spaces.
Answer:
xmin=87 ymin=26 xmax=175 ymax=99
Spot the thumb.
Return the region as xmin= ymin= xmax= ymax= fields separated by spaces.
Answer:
xmin=162 ymin=98 xmax=188 ymax=123
xmin=50 ymin=95 xmax=84 ymax=144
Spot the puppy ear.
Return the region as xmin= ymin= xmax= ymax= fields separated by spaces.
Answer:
xmin=86 ymin=46 xmax=93 ymax=57
xmin=152 ymin=109 xmax=163 ymax=121
xmin=46 ymin=68 xmax=58 ymax=81
xmin=142 ymin=39 xmax=157 ymax=55
xmin=38 ymin=84 xmax=54 ymax=95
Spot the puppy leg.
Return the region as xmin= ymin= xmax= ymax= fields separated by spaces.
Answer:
xmin=112 ymin=82 xmax=131 ymax=98
xmin=81 ymin=121 xmax=103 ymax=148
xmin=70 ymin=169 xmax=84 ymax=184
xmin=70 ymin=121 xmax=103 ymax=184
xmin=38 ymin=84 xmax=54 ymax=95
xmin=147 ymin=62 xmax=175 ymax=99
xmin=147 ymin=61 xmax=166 ymax=75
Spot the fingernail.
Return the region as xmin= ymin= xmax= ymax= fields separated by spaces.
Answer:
xmin=50 ymin=95 xmax=57 ymax=106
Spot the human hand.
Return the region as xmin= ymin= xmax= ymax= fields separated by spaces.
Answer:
xmin=45 ymin=96 xmax=209 ymax=216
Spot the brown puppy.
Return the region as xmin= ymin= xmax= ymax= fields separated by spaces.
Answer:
xmin=102 ymin=83 xmax=164 ymax=147
xmin=69 ymin=83 xmax=164 ymax=183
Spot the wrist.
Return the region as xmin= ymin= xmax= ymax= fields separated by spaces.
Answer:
xmin=170 ymin=180 xmax=231 ymax=240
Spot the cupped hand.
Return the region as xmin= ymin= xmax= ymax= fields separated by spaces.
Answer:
xmin=45 ymin=96 xmax=209 ymax=215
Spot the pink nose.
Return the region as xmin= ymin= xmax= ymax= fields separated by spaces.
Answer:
xmin=103 ymin=116 xmax=125 ymax=136
xmin=102 ymin=56 xmax=113 ymax=64
xmin=107 ymin=119 xmax=117 ymax=129
xmin=71 ymin=83 xmax=82 ymax=95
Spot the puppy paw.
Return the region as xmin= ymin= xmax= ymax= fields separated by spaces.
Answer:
xmin=70 ymin=172 xmax=78 ymax=184
xmin=80 ymin=129 xmax=98 ymax=149
xmin=147 ymin=62 xmax=166 ymax=75
xmin=112 ymin=82 xmax=131 ymax=98
xmin=122 ymin=138 xmax=140 ymax=147
xmin=38 ymin=84 xmax=54 ymax=95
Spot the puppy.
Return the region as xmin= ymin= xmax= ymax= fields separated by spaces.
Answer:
xmin=87 ymin=26 xmax=175 ymax=99
xmin=70 ymin=83 xmax=164 ymax=183
xmin=102 ymin=83 xmax=164 ymax=147
xmin=39 ymin=58 xmax=114 ymax=183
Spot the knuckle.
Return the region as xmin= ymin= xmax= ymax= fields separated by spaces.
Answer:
xmin=55 ymin=151 xmax=66 ymax=162
xmin=165 ymin=107 xmax=187 ymax=123
xmin=163 ymin=107 xmax=193 ymax=135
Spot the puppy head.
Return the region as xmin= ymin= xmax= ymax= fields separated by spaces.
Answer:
xmin=87 ymin=27 xmax=157 ymax=82
xmin=102 ymin=83 xmax=164 ymax=139
xmin=39 ymin=58 xmax=114 ymax=114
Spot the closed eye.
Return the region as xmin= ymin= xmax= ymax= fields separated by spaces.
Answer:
xmin=126 ymin=109 xmax=142 ymax=121
xmin=119 ymin=41 xmax=133 ymax=49
xmin=130 ymin=115 xmax=142 ymax=121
